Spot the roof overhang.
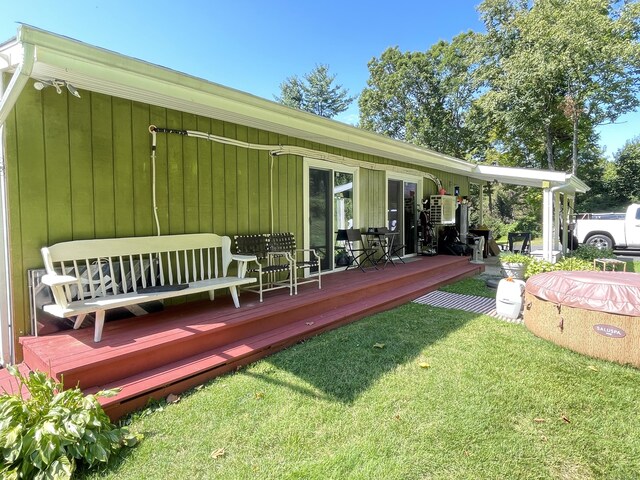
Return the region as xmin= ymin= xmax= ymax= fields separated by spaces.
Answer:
xmin=470 ymin=165 xmax=589 ymax=193
xmin=1 ymin=25 xmax=589 ymax=194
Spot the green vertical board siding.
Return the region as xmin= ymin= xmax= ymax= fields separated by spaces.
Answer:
xmin=246 ymin=128 xmax=261 ymax=234
xmin=211 ymin=119 xmax=226 ymax=234
xmin=149 ymin=106 xmax=168 ymax=236
xmin=165 ymin=109 xmax=185 ymax=234
xmin=113 ymin=98 xmax=135 ymax=237
xmin=5 ymin=86 xmax=475 ymax=351
xmin=131 ymin=102 xmax=152 ymax=236
xmin=91 ymin=93 xmax=116 ymax=238
xmin=196 ymin=116 xmax=213 ymax=233
xmin=359 ymin=169 xmax=370 ymax=228
xmin=373 ymin=169 xmax=386 ymax=227
xmin=258 ymin=130 xmax=271 ymax=233
xmin=68 ymin=91 xmax=95 ymax=239
xmin=235 ymin=125 xmax=249 ymax=234
xmin=14 ymin=90 xmax=47 ymax=268
xmin=182 ymin=113 xmax=200 ymax=234
xmin=42 ymin=87 xmax=72 ymax=243
xmin=363 ymin=169 xmax=386 ymax=229
xmin=223 ymin=123 xmax=238 ymax=234
xmin=287 ymin=151 xmax=300 ymax=236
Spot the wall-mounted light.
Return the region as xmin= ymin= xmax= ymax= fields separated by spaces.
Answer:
xmin=33 ymin=79 xmax=81 ymax=98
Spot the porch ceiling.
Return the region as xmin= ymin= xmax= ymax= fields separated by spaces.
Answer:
xmin=1 ymin=25 xmax=588 ymax=194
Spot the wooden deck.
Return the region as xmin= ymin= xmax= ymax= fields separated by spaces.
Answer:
xmin=5 ymin=255 xmax=483 ymax=419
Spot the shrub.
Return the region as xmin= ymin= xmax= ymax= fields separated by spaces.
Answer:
xmin=568 ymin=245 xmax=615 ymax=262
xmin=554 ymin=257 xmax=596 ymax=272
xmin=499 ymin=252 xmax=532 ymax=264
xmin=0 ymin=366 xmax=141 ymax=479
xmin=521 ymin=256 xmax=596 ymax=280
xmin=525 ymin=259 xmax=555 ymax=278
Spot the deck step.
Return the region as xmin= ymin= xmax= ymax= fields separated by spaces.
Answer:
xmin=16 ymin=256 xmax=484 ymax=419
xmin=94 ymin=263 xmax=481 ymax=418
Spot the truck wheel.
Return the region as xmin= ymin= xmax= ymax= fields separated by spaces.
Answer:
xmin=585 ymin=234 xmax=613 ymax=250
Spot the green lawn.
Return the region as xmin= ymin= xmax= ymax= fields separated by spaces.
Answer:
xmin=626 ymin=259 xmax=640 ymax=273
xmin=81 ymin=280 xmax=640 ymax=480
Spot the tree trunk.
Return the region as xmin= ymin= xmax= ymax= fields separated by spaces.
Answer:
xmin=572 ymin=115 xmax=579 ymax=175
xmin=545 ymin=123 xmax=555 ymax=170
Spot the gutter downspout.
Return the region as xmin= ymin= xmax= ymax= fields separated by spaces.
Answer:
xmin=0 ymin=41 xmax=35 ymax=365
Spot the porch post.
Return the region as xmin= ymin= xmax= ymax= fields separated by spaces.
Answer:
xmin=561 ymin=193 xmax=569 ymax=256
xmin=0 ymin=122 xmax=12 ymax=365
xmin=478 ymin=183 xmax=484 ymax=226
xmin=542 ymin=187 xmax=554 ymax=262
xmin=553 ymin=190 xmax=561 ymax=253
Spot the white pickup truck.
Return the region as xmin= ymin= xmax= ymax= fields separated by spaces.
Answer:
xmin=573 ymin=204 xmax=640 ymax=250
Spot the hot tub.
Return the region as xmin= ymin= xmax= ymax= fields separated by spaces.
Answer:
xmin=524 ymin=271 xmax=640 ymax=368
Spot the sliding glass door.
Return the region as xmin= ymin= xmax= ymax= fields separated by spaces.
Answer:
xmin=388 ymin=178 xmax=419 ymax=256
xmin=307 ymin=161 xmax=356 ymax=271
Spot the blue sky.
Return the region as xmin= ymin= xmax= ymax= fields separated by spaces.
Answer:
xmin=1 ymin=0 xmax=637 ymax=158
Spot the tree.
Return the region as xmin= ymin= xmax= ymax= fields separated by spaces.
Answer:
xmin=275 ymin=64 xmax=354 ymax=118
xmin=612 ymin=136 xmax=640 ymax=204
xmin=477 ymin=0 xmax=640 ymax=174
xmin=358 ymin=33 xmax=488 ymax=159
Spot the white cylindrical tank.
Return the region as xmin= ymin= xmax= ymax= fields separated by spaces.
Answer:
xmin=496 ymin=278 xmax=526 ymax=319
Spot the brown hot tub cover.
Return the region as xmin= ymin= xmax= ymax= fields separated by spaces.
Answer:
xmin=525 ymin=271 xmax=640 ymax=317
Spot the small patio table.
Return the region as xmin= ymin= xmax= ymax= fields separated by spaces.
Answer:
xmin=365 ymin=230 xmax=399 ymax=268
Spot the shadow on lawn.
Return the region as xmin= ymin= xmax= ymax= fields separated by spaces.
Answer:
xmin=259 ymin=302 xmax=472 ymax=404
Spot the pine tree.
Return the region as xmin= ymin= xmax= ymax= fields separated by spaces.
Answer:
xmin=275 ymin=64 xmax=354 ymax=118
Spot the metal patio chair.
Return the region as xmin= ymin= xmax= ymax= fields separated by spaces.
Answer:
xmin=234 ymin=234 xmax=294 ymax=301
xmin=269 ymin=232 xmax=321 ymax=294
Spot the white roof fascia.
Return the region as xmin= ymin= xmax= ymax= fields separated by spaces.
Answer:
xmin=0 ymin=37 xmax=22 ymax=71
xmin=471 ymin=165 xmax=589 ymax=192
xmin=5 ymin=26 xmax=591 ymax=194
xmin=14 ymin=26 xmax=477 ymax=176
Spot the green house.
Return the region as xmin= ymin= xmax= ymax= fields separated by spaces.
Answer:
xmin=0 ymin=26 xmax=588 ymax=364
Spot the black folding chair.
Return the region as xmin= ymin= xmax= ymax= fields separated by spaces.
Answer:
xmin=507 ymin=232 xmax=532 ymax=254
xmin=345 ymin=229 xmax=378 ymax=271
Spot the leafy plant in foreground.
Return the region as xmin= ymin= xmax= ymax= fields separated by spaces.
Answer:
xmin=0 ymin=365 xmax=141 ymax=479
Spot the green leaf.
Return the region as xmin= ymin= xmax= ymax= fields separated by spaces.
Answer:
xmin=34 ymin=455 xmax=73 ymax=480
xmin=94 ymin=387 xmax=122 ymax=398
xmin=0 ymin=367 xmax=138 ymax=477
xmin=83 ymin=429 xmax=97 ymax=443
xmin=1 ymin=467 xmax=19 ymax=480
xmin=65 ymin=422 xmax=83 ymax=439
xmin=89 ymin=442 xmax=109 ymax=463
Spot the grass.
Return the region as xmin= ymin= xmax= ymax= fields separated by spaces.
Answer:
xmin=80 ymin=282 xmax=640 ymax=480
xmin=625 ymin=259 xmax=640 ymax=273
xmin=438 ymin=277 xmax=495 ymax=298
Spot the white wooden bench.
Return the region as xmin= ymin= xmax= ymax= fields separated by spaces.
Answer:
xmin=40 ymin=233 xmax=257 ymax=342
